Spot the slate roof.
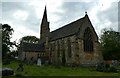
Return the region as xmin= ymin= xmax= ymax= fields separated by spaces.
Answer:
xmin=49 ymin=17 xmax=85 ymax=41
xmin=20 ymin=14 xmax=88 ymax=52
xmin=20 ymin=42 xmax=45 ymax=52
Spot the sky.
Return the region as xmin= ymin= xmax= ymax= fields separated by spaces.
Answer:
xmin=0 ymin=0 xmax=119 ymax=42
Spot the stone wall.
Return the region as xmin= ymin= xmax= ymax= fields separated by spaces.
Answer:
xmin=22 ymin=52 xmax=45 ymax=62
xmin=49 ymin=35 xmax=80 ymax=65
xmin=49 ymin=35 xmax=103 ymax=66
xmin=78 ymin=39 xmax=84 ymax=64
xmin=18 ymin=51 xmax=25 ymax=61
xmin=78 ymin=39 xmax=103 ymax=65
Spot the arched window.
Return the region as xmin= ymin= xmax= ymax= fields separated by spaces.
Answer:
xmin=68 ymin=38 xmax=72 ymax=57
xmin=83 ymin=28 xmax=93 ymax=52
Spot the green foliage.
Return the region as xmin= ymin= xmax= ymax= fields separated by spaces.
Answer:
xmin=17 ymin=36 xmax=39 ymax=52
xmin=2 ymin=24 xmax=14 ymax=58
xmin=20 ymin=36 xmax=39 ymax=43
xmin=3 ymin=61 xmax=119 ymax=76
xmin=100 ymin=28 xmax=120 ymax=60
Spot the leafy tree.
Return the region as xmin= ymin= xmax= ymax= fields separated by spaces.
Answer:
xmin=19 ymin=36 xmax=39 ymax=43
xmin=2 ymin=24 xmax=14 ymax=58
xmin=100 ymin=28 xmax=120 ymax=60
xmin=16 ymin=36 xmax=39 ymax=59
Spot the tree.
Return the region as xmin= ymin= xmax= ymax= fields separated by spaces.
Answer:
xmin=2 ymin=24 xmax=14 ymax=58
xmin=100 ymin=28 xmax=120 ymax=60
xmin=19 ymin=36 xmax=39 ymax=43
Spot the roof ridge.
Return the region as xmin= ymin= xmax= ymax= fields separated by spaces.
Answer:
xmin=50 ymin=16 xmax=85 ymax=33
xmin=49 ymin=16 xmax=86 ymax=41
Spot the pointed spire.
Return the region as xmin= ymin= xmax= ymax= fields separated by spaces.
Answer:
xmin=44 ymin=6 xmax=47 ymax=16
xmin=40 ymin=6 xmax=50 ymax=40
xmin=42 ymin=6 xmax=48 ymax=22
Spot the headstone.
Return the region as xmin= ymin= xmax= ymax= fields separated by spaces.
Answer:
xmin=110 ymin=60 xmax=118 ymax=72
xmin=37 ymin=58 xmax=41 ymax=66
xmin=96 ymin=62 xmax=104 ymax=72
xmin=58 ymin=57 xmax=61 ymax=66
xmin=45 ymin=60 xmax=49 ymax=66
xmin=17 ymin=63 xmax=24 ymax=72
xmin=2 ymin=68 xmax=14 ymax=76
xmin=30 ymin=57 xmax=34 ymax=65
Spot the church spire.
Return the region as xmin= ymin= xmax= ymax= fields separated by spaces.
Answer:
xmin=40 ymin=6 xmax=50 ymax=41
xmin=42 ymin=6 xmax=48 ymax=22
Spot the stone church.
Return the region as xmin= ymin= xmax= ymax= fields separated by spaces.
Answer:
xmin=18 ymin=6 xmax=103 ymax=66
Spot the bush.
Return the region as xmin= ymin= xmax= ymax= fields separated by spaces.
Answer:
xmin=96 ymin=63 xmax=104 ymax=72
xmin=3 ymin=59 xmax=11 ymax=65
xmin=110 ymin=67 xmax=118 ymax=73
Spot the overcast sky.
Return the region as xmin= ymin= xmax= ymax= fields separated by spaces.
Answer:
xmin=0 ymin=0 xmax=119 ymax=42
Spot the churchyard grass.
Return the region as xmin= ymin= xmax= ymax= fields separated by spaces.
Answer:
xmin=3 ymin=60 xmax=120 ymax=76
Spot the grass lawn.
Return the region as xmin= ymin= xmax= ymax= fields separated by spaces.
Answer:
xmin=3 ymin=60 xmax=120 ymax=76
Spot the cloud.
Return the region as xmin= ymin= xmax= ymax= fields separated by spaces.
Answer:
xmin=1 ymin=0 xmax=41 ymax=2
xmin=11 ymin=25 xmax=39 ymax=41
xmin=51 ymin=1 xmax=119 ymax=37
xmin=49 ymin=2 xmax=99 ymax=32
xmin=119 ymin=1 xmax=120 ymax=32
xmin=13 ymin=10 xmax=28 ymax=21
xmin=96 ymin=2 xmax=118 ymax=34
xmin=2 ymin=0 xmax=63 ymax=40
xmin=0 ymin=2 xmax=2 ymax=22
xmin=1 ymin=0 xmax=119 ymax=43
xmin=2 ymin=2 xmax=40 ymax=42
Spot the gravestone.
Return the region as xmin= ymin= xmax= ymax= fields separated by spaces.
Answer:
xmin=110 ymin=60 xmax=118 ymax=72
xmin=96 ymin=62 xmax=105 ymax=72
xmin=17 ymin=63 xmax=24 ymax=72
xmin=44 ymin=60 xmax=49 ymax=66
xmin=30 ymin=57 xmax=34 ymax=65
xmin=104 ymin=64 xmax=110 ymax=72
xmin=2 ymin=68 xmax=14 ymax=76
xmin=37 ymin=58 xmax=41 ymax=66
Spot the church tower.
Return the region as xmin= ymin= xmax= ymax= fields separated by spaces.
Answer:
xmin=40 ymin=6 xmax=50 ymax=41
